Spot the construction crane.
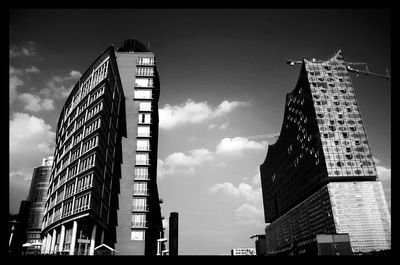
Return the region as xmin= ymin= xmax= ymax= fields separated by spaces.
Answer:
xmin=286 ymin=59 xmax=391 ymax=80
xmin=240 ymin=133 xmax=279 ymax=141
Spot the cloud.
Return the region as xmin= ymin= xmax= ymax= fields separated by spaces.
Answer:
xmin=25 ymin=66 xmax=40 ymax=73
xmin=10 ymin=112 xmax=56 ymax=157
xmin=208 ymin=182 xmax=262 ymax=204
xmin=376 ymin=165 xmax=390 ymax=181
xmin=19 ymin=93 xmax=55 ymax=112
xmin=215 ymin=137 xmax=267 ymax=157
xmin=39 ymin=70 xmax=82 ymax=99
xmin=9 ymin=41 xmax=38 ymax=58
xmin=9 ymin=66 xmax=25 ymax=103
xmin=234 ymin=203 xmax=264 ymax=226
xmin=244 ymin=169 xmax=261 ymax=185
xmin=158 ymin=148 xmax=215 ymax=178
xmin=159 ymin=99 xmax=248 ymax=130
xmin=376 ymin=165 xmax=391 ymax=211
xmin=208 ymin=122 xmax=229 ymax=130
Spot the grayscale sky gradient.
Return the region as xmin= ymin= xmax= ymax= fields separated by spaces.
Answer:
xmin=9 ymin=9 xmax=391 ymax=255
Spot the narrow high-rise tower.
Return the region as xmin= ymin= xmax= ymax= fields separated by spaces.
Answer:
xmin=260 ymin=50 xmax=391 ymax=255
xmin=40 ymin=40 xmax=163 ymax=255
xmin=169 ymin=212 xmax=178 ymax=256
xmin=25 ymin=156 xmax=53 ymax=254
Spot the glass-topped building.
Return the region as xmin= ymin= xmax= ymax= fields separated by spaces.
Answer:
xmin=260 ymin=50 xmax=391 ymax=255
xmin=40 ymin=40 xmax=163 ymax=255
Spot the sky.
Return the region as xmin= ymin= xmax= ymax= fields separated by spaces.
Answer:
xmin=9 ymin=9 xmax=391 ymax=255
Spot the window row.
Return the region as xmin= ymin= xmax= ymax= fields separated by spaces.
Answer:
xmin=134 ymin=90 xmax=152 ymax=100
xmin=133 ymin=182 xmax=148 ymax=195
xmin=75 ymin=193 xmax=90 ymax=213
xmin=76 ymin=173 xmax=93 ymax=193
xmin=137 ymin=139 xmax=150 ymax=151
xmin=132 ymin=198 xmax=148 ymax=211
xmin=87 ymin=101 xmax=103 ymax=121
xmin=136 ymin=67 xmax=154 ymax=76
xmin=135 ymin=167 xmax=149 ymax=180
xmin=136 ymin=153 xmax=149 ymax=165
xmin=131 ymin=213 xmax=147 ymax=227
xmin=131 ymin=230 xmax=145 ymax=241
xmin=137 ymin=57 xmax=155 ymax=66
xmin=135 ymin=78 xmax=154 ymax=88
xmin=137 ymin=126 xmax=151 ymax=137
xmin=82 ymin=135 xmax=99 ymax=155
xmin=139 ymin=101 xmax=152 ymax=111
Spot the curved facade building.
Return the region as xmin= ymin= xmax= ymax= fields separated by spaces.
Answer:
xmin=260 ymin=50 xmax=391 ymax=254
xmin=41 ymin=40 xmax=163 ymax=255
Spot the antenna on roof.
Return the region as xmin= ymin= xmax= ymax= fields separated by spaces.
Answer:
xmin=148 ymin=41 xmax=151 ymax=50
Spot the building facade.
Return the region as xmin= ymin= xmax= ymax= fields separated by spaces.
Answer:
xmin=260 ymin=50 xmax=391 ymax=255
xmin=40 ymin=39 xmax=163 ymax=255
xmin=25 ymin=157 xmax=53 ymax=254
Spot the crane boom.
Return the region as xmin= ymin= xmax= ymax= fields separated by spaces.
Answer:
xmin=244 ymin=133 xmax=279 ymax=140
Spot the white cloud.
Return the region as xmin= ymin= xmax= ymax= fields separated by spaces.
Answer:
xmin=216 ymin=137 xmax=267 ymax=157
xmin=9 ymin=41 xmax=38 ymax=58
xmin=208 ymin=122 xmax=229 ymax=130
xmin=208 ymin=182 xmax=262 ymax=204
xmin=376 ymin=165 xmax=391 ymax=181
xmin=39 ymin=70 xmax=82 ymax=99
xmin=158 ymin=148 xmax=215 ymax=178
xmin=19 ymin=93 xmax=55 ymax=112
xmin=159 ymin=99 xmax=248 ymax=130
xmin=9 ymin=66 xmax=24 ymax=103
xmin=25 ymin=66 xmax=40 ymax=73
xmin=10 ymin=112 xmax=56 ymax=156
xmin=219 ymin=122 xmax=229 ymax=130
xmin=234 ymin=203 xmax=264 ymax=226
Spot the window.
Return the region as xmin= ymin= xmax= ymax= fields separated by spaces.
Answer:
xmin=132 ymin=198 xmax=147 ymax=211
xmin=136 ymin=153 xmax=149 ymax=165
xmin=137 ymin=126 xmax=150 ymax=137
xmin=133 ymin=182 xmax=148 ymax=195
xmin=131 ymin=230 xmax=145 ymax=241
xmin=75 ymin=194 xmax=90 ymax=212
xmin=131 ymin=214 xmax=146 ymax=227
xmin=137 ymin=139 xmax=150 ymax=151
xmin=135 ymin=167 xmax=149 ymax=180
xmin=137 ymin=57 xmax=154 ymax=66
xmin=135 ymin=78 xmax=153 ymax=87
xmin=136 ymin=67 xmax=154 ymax=76
xmin=138 ymin=113 xmax=151 ymax=124
xmin=139 ymin=102 xmax=152 ymax=111
xmin=134 ymin=90 xmax=152 ymax=99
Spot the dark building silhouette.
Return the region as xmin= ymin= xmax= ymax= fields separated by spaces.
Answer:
xmin=260 ymin=50 xmax=391 ymax=255
xmin=40 ymin=39 xmax=163 ymax=255
xmin=9 ymin=201 xmax=31 ymax=255
xmin=169 ymin=212 xmax=178 ymax=255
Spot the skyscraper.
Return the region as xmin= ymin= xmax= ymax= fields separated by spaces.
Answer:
xmin=25 ymin=156 xmax=53 ymax=255
xmin=169 ymin=212 xmax=178 ymax=256
xmin=40 ymin=39 xmax=163 ymax=255
xmin=260 ymin=50 xmax=391 ymax=255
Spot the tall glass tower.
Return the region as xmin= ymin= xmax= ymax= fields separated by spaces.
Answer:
xmin=25 ymin=156 xmax=53 ymax=254
xmin=40 ymin=40 xmax=163 ymax=255
xmin=260 ymin=50 xmax=391 ymax=255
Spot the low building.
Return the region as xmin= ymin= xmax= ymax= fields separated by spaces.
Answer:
xmin=231 ymin=248 xmax=256 ymax=256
